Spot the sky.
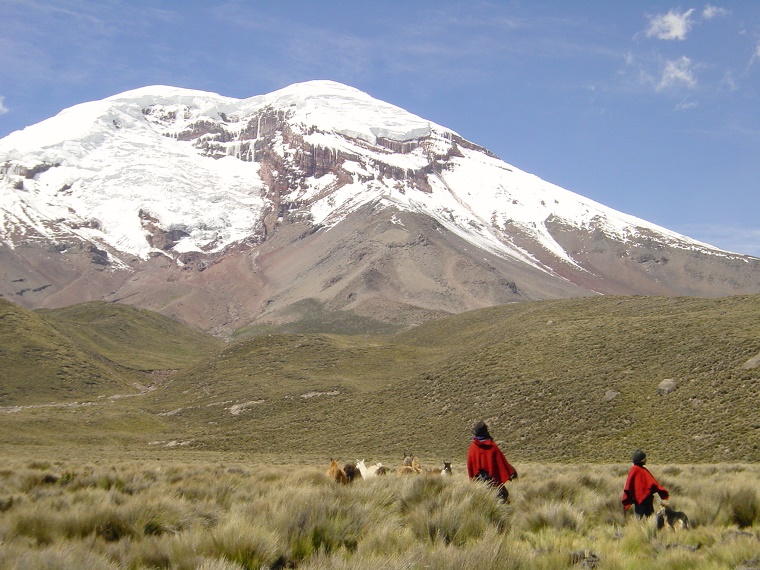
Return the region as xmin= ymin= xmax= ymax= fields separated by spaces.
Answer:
xmin=1 ymin=1 xmax=759 ymax=257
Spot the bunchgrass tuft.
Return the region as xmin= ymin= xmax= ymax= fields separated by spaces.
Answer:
xmin=728 ymin=487 xmax=759 ymax=528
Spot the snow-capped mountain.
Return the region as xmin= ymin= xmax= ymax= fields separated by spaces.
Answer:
xmin=1 ymin=81 xmax=758 ymax=334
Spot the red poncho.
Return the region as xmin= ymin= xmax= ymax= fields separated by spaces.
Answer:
xmin=621 ymin=464 xmax=669 ymax=509
xmin=467 ymin=438 xmax=517 ymax=485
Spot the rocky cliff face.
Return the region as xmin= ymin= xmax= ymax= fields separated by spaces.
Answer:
xmin=1 ymin=81 xmax=758 ymax=335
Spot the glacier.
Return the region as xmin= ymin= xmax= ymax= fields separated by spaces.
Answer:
xmin=0 ymin=79 xmax=738 ymax=274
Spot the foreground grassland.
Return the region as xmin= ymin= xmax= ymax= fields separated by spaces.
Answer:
xmin=0 ymin=453 xmax=757 ymax=569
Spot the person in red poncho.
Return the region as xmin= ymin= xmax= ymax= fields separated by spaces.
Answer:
xmin=467 ymin=420 xmax=517 ymax=502
xmin=622 ymin=449 xmax=669 ymax=518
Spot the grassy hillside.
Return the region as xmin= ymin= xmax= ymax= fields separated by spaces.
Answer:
xmin=0 ymin=299 xmax=141 ymax=406
xmin=37 ymin=301 xmax=223 ymax=371
xmin=0 ymin=299 xmax=223 ymax=406
xmin=137 ymin=294 xmax=760 ymax=464
xmin=1 ymin=295 xmax=758 ymax=464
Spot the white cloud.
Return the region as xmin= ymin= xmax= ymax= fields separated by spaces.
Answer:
xmin=645 ymin=8 xmax=695 ymax=40
xmin=0 ymin=96 xmax=8 ymax=116
xmin=702 ymin=5 xmax=730 ymax=20
xmin=657 ymin=57 xmax=697 ymax=90
xmin=720 ymin=70 xmax=739 ymax=91
xmin=675 ymin=98 xmax=698 ymax=111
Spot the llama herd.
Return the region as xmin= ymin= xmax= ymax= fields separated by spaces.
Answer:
xmin=326 ymin=454 xmax=452 ymax=484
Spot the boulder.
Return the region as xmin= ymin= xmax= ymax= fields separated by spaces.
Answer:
xmin=604 ymin=390 xmax=620 ymax=401
xmin=657 ymin=379 xmax=677 ymax=395
xmin=741 ymin=352 xmax=760 ymax=370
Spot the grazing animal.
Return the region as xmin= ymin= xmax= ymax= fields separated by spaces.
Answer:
xmin=343 ymin=462 xmax=361 ymax=482
xmin=356 ymin=459 xmax=385 ymax=478
xmin=326 ymin=459 xmax=349 ymax=484
xmin=397 ymin=453 xmax=414 ymax=474
xmin=655 ymin=504 xmax=689 ymax=530
xmin=427 ymin=461 xmax=453 ymax=476
xmin=356 ymin=459 xmax=370 ymax=478
xmin=397 ymin=456 xmax=424 ymax=475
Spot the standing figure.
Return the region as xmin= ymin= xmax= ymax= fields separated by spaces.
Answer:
xmin=466 ymin=420 xmax=517 ymax=502
xmin=621 ymin=449 xmax=669 ymax=517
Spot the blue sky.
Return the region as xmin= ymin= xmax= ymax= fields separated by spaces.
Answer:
xmin=2 ymin=1 xmax=759 ymax=256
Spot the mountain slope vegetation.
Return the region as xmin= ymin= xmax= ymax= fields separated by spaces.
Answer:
xmin=1 ymin=295 xmax=758 ymax=463
xmin=140 ymin=294 xmax=760 ymax=463
xmin=36 ymin=301 xmax=224 ymax=371
xmin=0 ymin=299 xmax=223 ymax=406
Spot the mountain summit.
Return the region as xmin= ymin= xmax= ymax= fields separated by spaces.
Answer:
xmin=1 ymin=81 xmax=758 ymax=334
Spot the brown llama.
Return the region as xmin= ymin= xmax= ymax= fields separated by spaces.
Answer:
xmin=326 ymin=459 xmax=349 ymax=484
xmin=397 ymin=455 xmax=424 ymax=475
xmin=343 ymin=462 xmax=361 ymax=482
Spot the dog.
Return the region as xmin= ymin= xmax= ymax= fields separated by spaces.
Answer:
xmin=655 ymin=503 xmax=689 ymax=530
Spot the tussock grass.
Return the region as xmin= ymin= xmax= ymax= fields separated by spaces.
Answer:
xmin=0 ymin=454 xmax=757 ymax=569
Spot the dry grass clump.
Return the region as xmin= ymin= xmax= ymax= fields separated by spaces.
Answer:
xmin=0 ymin=456 xmax=758 ymax=569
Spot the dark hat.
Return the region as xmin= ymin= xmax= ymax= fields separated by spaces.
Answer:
xmin=472 ymin=421 xmax=491 ymax=439
xmin=631 ymin=449 xmax=646 ymax=464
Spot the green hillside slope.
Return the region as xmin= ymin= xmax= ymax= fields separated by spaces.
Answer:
xmin=1 ymin=295 xmax=758 ymax=463
xmin=143 ymin=295 xmax=760 ymax=463
xmin=37 ymin=301 xmax=223 ymax=371
xmin=0 ymin=299 xmax=223 ymax=406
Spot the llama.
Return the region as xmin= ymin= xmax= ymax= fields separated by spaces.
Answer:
xmin=343 ymin=462 xmax=361 ymax=482
xmin=426 ymin=461 xmax=453 ymax=476
xmin=326 ymin=459 xmax=349 ymax=484
xmin=397 ymin=456 xmax=424 ymax=475
xmin=357 ymin=459 xmax=386 ymax=478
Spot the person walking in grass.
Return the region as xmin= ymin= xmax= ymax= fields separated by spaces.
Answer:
xmin=467 ymin=420 xmax=517 ymax=503
xmin=621 ymin=449 xmax=669 ymax=518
